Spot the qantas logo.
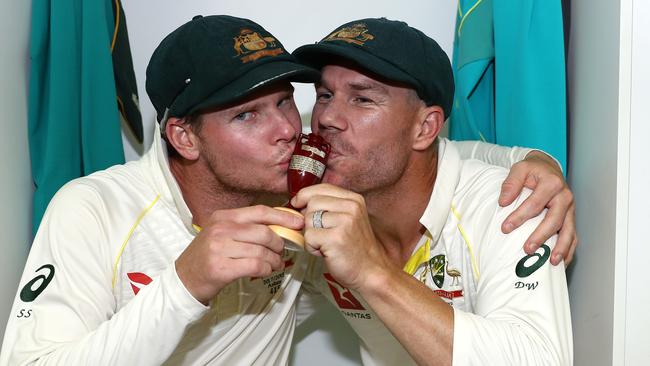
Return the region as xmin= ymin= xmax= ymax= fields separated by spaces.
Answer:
xmin=323 ymin=273 xmax=365 ymax=310
xmin=127 ymin=272 xmax=153 ymax=295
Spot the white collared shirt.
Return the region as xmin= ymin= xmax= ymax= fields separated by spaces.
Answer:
xmin=0 ymin=128 xmax=551 ymax=365
xmin=303 ymin=138 xmax=572 ymax=365
xmin=0 ymin=124 xmax=309 ymax=365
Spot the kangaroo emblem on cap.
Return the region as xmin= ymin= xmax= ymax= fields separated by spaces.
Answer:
xmin=233 ymin=28 xmax=284 ymax=63
xmin=324 ymin=23 xmax=374 ymax=45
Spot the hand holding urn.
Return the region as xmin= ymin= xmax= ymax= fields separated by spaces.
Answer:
xmin=269 ymin=133 xmax=330 ymax=251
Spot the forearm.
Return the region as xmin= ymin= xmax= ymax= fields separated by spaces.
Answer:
xmin=359 ymin=268 xmax=454 ymax=366
xmin=455 ymin=139 xmax=564 ymax=175
xmin=360 ymin=270 xmax=569 ymax=366
xmin=452 ymin=140 xmax=530 ymax=167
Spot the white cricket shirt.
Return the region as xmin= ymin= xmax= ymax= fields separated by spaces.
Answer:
xmin=303 ymin=138 xmax=573 ymax=365
xmin=1 ymin=127 xmax=540 ymax=365
xmin=0 ymin=124 xmax=309 ymax=366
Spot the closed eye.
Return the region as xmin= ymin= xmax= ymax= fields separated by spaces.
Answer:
xmin=278 ymin=96 xmax=294 ymax=108
xmin=316 ymin=91 xmax=333 ymax=102
xmin=353 ymin=96 xmax=374 ymax=104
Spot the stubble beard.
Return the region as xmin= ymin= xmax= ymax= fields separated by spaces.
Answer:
xmin=325 ymin=138 xmax=411 ymax=197
xmin=202 ymin=147 xmax=290 ymax=198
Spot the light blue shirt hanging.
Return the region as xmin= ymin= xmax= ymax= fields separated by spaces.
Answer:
xmin=450 ymin=0 xmax=567 ymax=172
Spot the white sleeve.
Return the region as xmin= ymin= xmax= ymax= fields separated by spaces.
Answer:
xmin=450 ymin=139 xmax=533 ymax=168
xmin=452 ymin=190 xmax=572 ymax=365
xmin=0 ymin=183 xmax=207 ymax=366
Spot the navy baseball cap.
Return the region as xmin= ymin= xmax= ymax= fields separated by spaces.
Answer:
xmin=146 ymin=15 xmax=320 ymax=123
xmin=293 ymin=17 xmax=454 ymax=117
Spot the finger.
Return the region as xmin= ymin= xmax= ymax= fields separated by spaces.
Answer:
xmin=222 ymin=242 xmax=285 ymax=271
xmin=291 ymin=183 xmax=362 ymax=209
xmin=209 ymin=223 xmax=286 ymax=253
xmin=306 ymin=210 xmax=349 ymax=230
xmin=550 ymin=229 xmax=574 ymax=266
xmin=564 ymin=236 xmax=578 ymax=267
xmin=203 ymin=255 xmax=275 ymax=283
xmin=233 ymin=257 xmax=276 ymax=278
xmin=499 ymin=162 xmax=529 ymax=207
xmin=303 ymin=233 xmax=324 ymax=257
xmin=502 ymin=183 xmax=566 ymax=233
xmin=213 ymin=205 xmax=304 ymax=229
xmin=521 ymin=202 xmax=569 ymax=253
xmin=304 ymin=228 xmax=334 ymax=258
xmin=305 ymin=193 xmax=366 ymax=216
xmin=551 ymin=206 xmax=577 ymax=266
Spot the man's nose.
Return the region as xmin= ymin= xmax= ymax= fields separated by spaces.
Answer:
xmin=312 ymin=99 xmax=346 ymax=133
xmin=272 ymin=110 xmax=300 ymax=143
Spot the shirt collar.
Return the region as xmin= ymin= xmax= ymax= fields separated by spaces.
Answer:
xmin=150 ymin=122 xmax=197 ymax=234
xmin=419 ymin=138 xmax=461 ymax=244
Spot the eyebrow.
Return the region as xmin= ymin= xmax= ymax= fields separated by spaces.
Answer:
xmin=229 ymin=103 xmax=252 ymax=116
xmin=347 ymin=81 xmax=389 ymax=95
xmin=228 ymin=85 xmax=295 ymax=114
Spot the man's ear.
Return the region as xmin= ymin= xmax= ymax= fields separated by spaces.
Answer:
xmin=412 ymin=105 xmax=445 ymax=151
xmin=165 ymin=117 xmax=200 ymax=160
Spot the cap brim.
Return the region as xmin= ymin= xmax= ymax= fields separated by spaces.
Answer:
xmin=188 ymin=61 xmax=320 ymax=115
xmin=293 ymin=43 xmax=421 ymax=91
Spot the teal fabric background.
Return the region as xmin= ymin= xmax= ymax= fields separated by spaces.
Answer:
xmin=29 ymin=0 xmax=125 ymax=233
xmin=450 ymin=0 xmax=567 ymax=172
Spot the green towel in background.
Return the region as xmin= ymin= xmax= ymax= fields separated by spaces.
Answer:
xmin=29 ymin=0 xmax=126 ymax=234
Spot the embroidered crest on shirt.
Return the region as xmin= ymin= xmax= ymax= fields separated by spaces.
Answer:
xmin=445 ymin=260 xmax=462 ymax=286
xmin=425 ymin=259 xmax=464 ymax=303
xmin=428 ymin=254 xmax=446 ymax=288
